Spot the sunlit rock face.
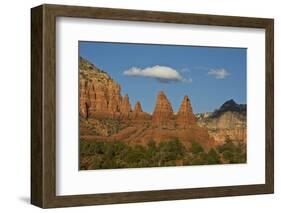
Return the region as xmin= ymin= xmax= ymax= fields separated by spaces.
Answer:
xmin=196 ymin=99 xmax=247 ymax=145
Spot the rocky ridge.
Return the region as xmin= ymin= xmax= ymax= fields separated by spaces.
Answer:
xmin=196 ymin=99 xmax=246 ymax=144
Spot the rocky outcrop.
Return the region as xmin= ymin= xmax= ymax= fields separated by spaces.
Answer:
xmin=213 ymin=99 xmax=246 ymax=117
xmin=176 ymin=96 xmax=196 ymax=128
xmin=196 ymin=99 xmax=246 ymax=144
xmin=131 ymin=101 xmax=151 ymax=122
xmin=133 ymin=101 xmax=143 ymax=113
xmin=79 ymin=57 xmax=122 ymax=118
xmin=120 ymin=94 xmax=132 ymax=114
xmin=152 ymin=91 xmax=174 ymax=128
xmin=110 ymin=92 xmax=214 ymax=149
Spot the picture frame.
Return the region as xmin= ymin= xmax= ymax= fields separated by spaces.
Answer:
xmin=31 ymin=4 xmax=274 ymax=208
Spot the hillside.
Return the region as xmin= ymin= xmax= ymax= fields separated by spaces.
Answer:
xmin=196 ymin=99 xmax=246 ymax=144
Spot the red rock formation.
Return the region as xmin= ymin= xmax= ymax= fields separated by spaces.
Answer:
xmin=79 ymin=79 xmax=90 ymax=118
xmin=132 ymin=101 xmax=151 ymax=122
xmin=107 ymin=83 xmax=122 ymax=114
xmin=79 ymin=57 xmax=122 ymax=118
xmin=124 ymin=126 xmax=215 ymax=149
xmin=152 ymin=91 xmax=174 ymax=128
xmin=92 ymin=84 xmax=108 ymax=113
xmin=133 ymin=101 xmax=143 ymax=113
xmin=120 ymin=94 xmax=132 ymax=113
xmin=79 ymin=57 xmax=216 ymax=150
xmin=176 ymin=96 xmax=196 ymax=128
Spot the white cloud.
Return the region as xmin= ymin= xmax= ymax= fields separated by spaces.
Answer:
xmin=208 ymin=68 xmax=230 ymax=79
xmin=123 ymin=65 xmax=191 ymax=83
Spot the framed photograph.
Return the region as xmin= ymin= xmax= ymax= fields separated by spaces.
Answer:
xmin=31 ymin=4 xmax=274 ymax=208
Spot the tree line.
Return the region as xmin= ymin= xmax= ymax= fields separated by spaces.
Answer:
xmin=80 ymin=138 xmax=246 ymax=170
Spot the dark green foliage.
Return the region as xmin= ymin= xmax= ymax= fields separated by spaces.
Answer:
xmin=80 ymin=139 xmax=186 ymax=169
xmin=155 ymin=139 xmax=186 ymax=166
xmin=204 ymin=148 xmax=220 ymax=164
xmin=80 ymin=138 xmax=246 ymax=170
xmin=216 ymin=141 xmax=246 ymax=163
xmin=190 ymin=141 xmax=204 ymax=154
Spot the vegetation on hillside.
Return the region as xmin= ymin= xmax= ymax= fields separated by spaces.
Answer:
xmin=79 ymin=138 xmax=246 ymax=170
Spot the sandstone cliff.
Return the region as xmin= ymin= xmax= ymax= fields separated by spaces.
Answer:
xmin=120 ymin=94 xmax=132 ymax=114
xmin=79 ymin=57 xmax=122 ymax=118
xmin=196 ymin=99 xmax=246 ymax=144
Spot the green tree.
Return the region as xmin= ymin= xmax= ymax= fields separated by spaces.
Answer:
xmin=217 ymin=140 xmax=246 ymax=164
xmin=190 ymin=141 xmax=203 ymax=154
xmin=156 ymin=139 xmax=186 ymax=166
xmin=206 ymin=148 xmax=220 ymax=164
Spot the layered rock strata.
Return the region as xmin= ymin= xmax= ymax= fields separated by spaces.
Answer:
xmin=196 ymin=99 xmax=247 ymax=144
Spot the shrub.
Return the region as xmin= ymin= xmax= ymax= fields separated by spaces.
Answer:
xmin=217 ymin=140 xmax=246 ymax=164
xmin=206 ymin=148 xmax=221 ymax=164
xmin=156 ymin=139 xmax=186 ymax=165
xmin=190 ymin=141 xmax=204 ymax=154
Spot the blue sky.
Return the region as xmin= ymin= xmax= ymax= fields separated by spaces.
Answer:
xmin=79 ymin=41 xmax=246 ymax=113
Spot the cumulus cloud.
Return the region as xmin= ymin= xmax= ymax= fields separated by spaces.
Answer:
xmin=208 ymin=68 xmax=230 ymax=79
xmin=123 ymin=65 xmax=191 ymax=83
